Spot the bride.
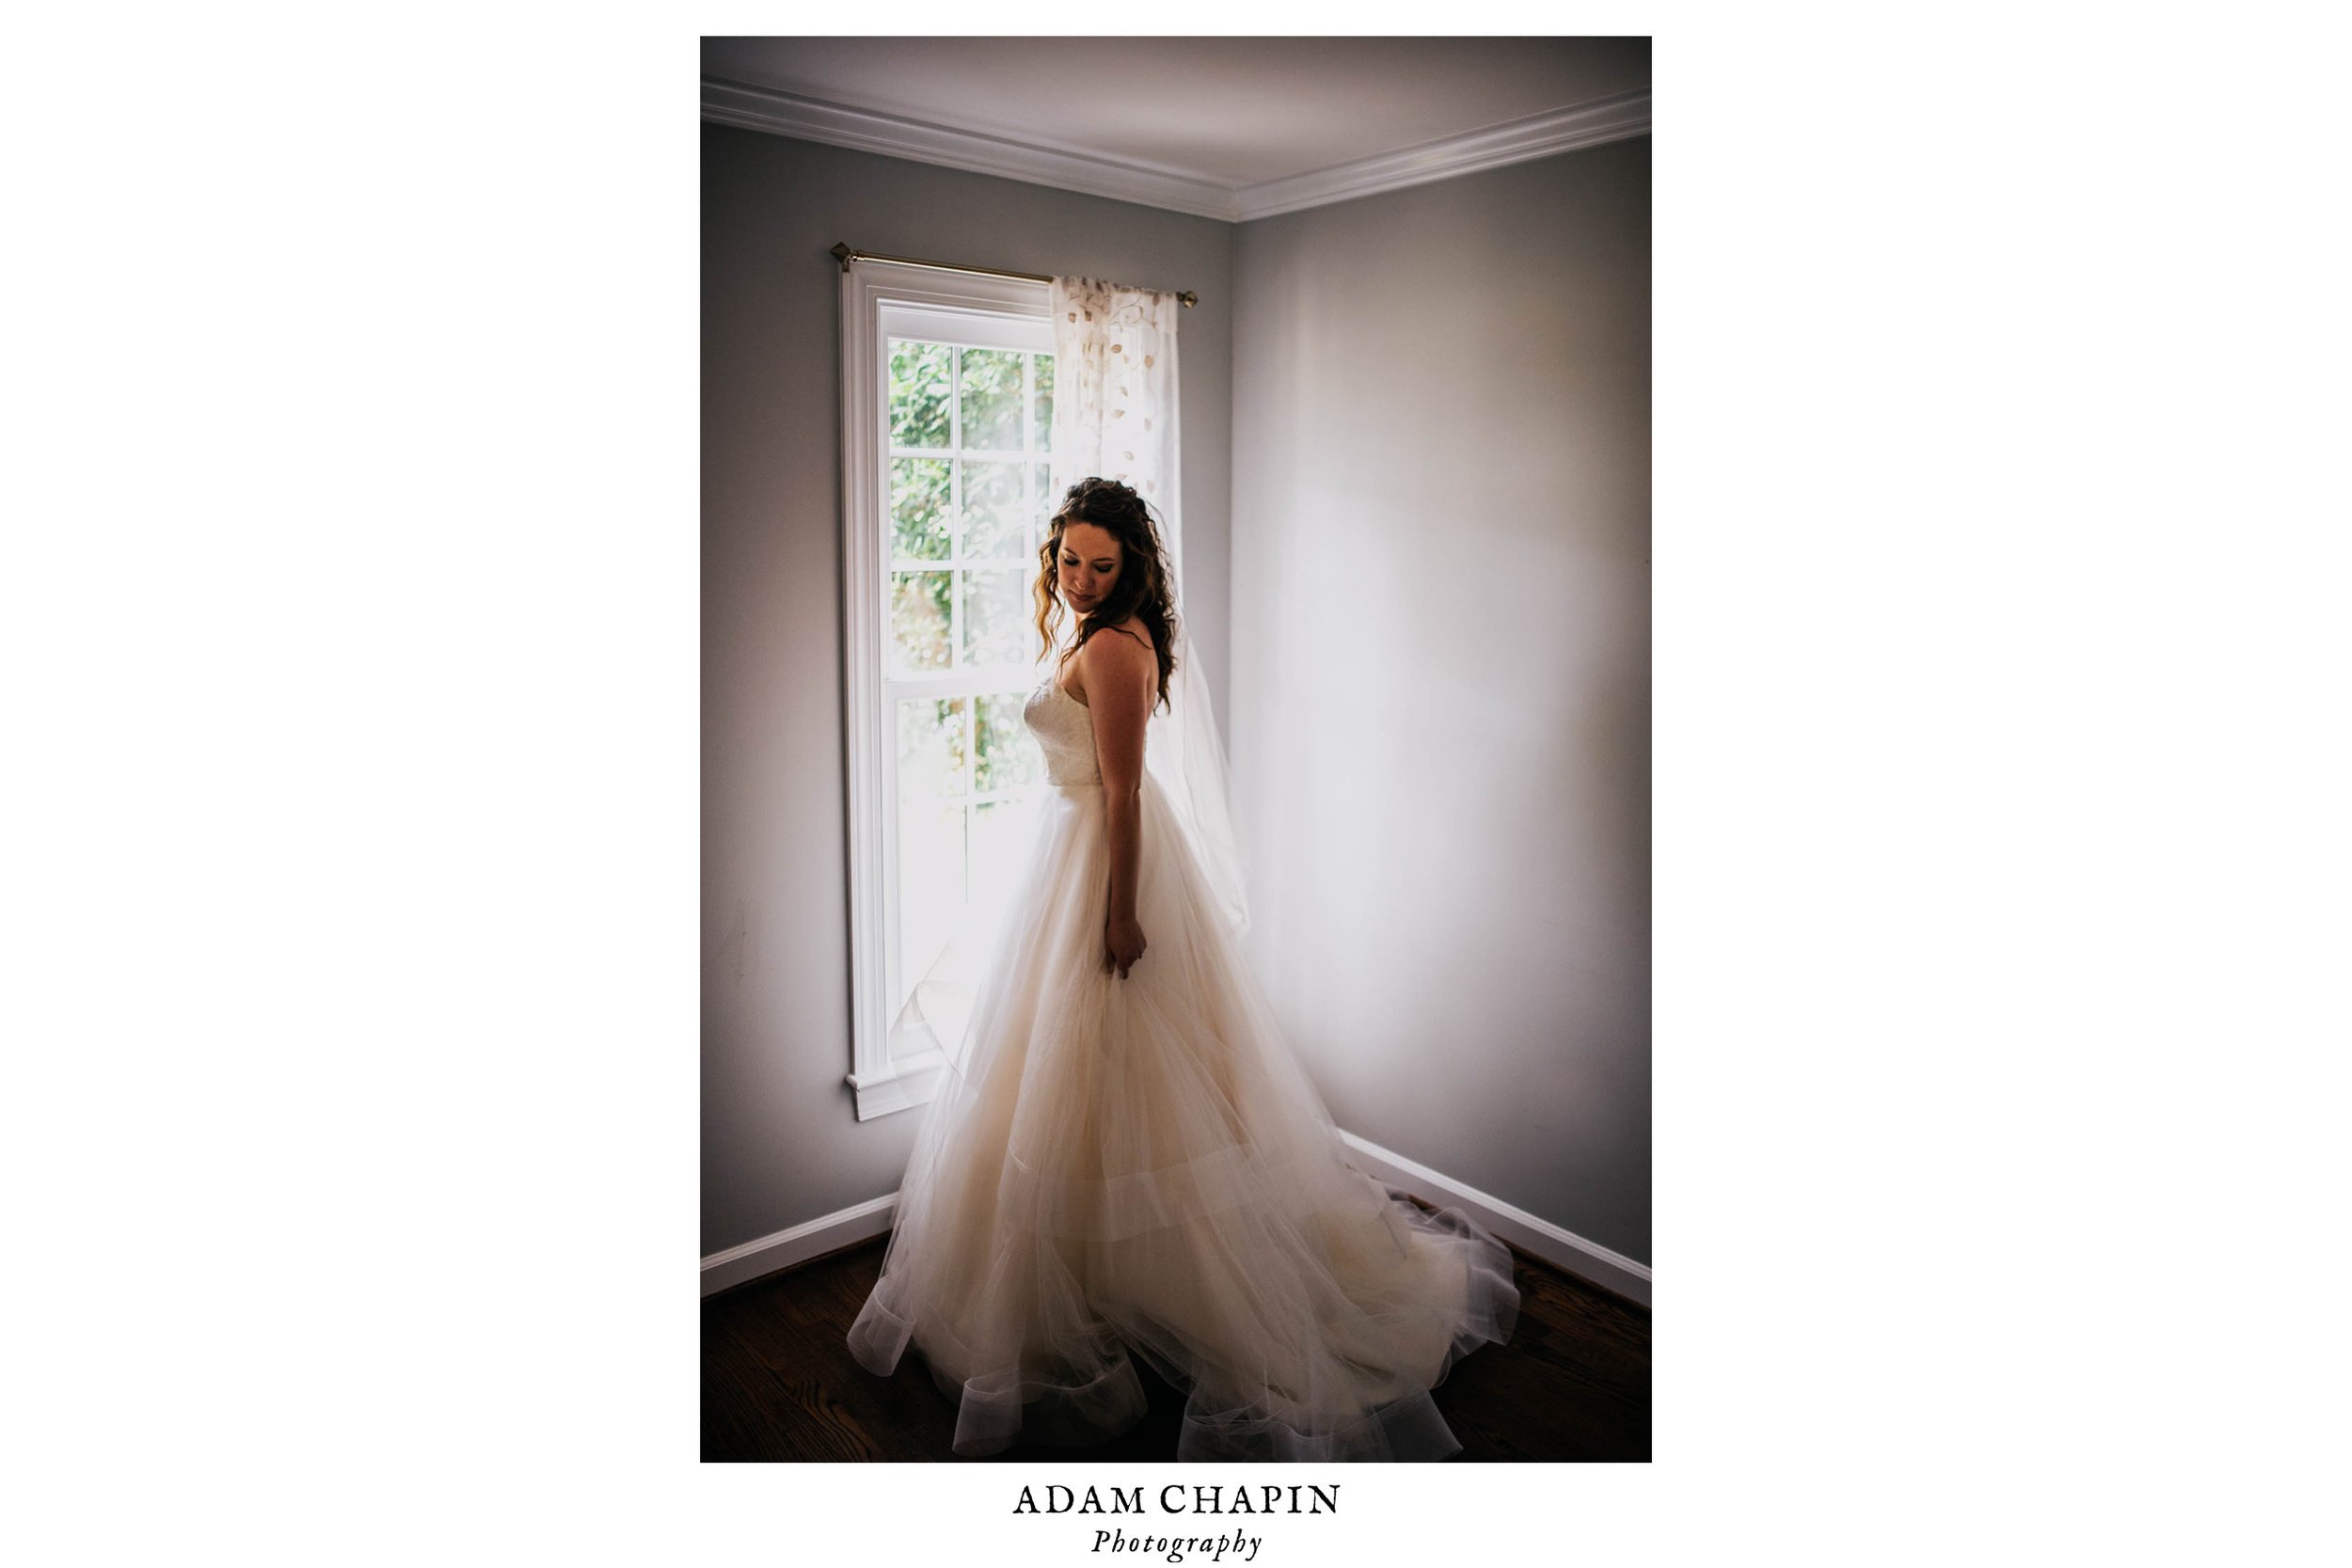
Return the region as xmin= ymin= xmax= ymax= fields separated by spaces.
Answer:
xmin=847 ymin=477 xmax=1518 ymax=1461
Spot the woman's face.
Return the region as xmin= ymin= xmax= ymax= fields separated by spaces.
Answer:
xmin=1057 ymin=522 xmax=1124 ymax=614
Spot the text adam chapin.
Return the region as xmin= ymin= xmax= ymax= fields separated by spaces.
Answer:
xmin=1013 ymin=1483 xmax=1342 ymax=1564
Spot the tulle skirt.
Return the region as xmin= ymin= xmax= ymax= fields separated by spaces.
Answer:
xmin=847 ymin=770 xmax=1519 ymax=1461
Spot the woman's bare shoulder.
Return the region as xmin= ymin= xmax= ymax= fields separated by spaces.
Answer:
xmin=1073 ymin=618 xmax=1155 ymax=697
xmin=1080 ymin=617 xmax=1155 ymax=660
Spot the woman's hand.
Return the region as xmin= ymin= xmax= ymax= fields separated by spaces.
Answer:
xmin=1104 ymin=911 xmax=1147 ymax=979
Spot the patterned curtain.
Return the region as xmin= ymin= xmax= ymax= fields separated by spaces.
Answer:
xmin=1048 ymin=277 xmax=1184 ymax=576
xmin=1049 ymin=276 xmax=1245 ymax=938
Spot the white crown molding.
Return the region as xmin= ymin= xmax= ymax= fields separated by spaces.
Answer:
xmin=701 ymin=1130 xmax=1651 ymax=1307
xmin=701 ymin=77 xmax=1241 ymax=222
xmin=702 ymin=77 xmax=1649 ymax=225
xmin=1232 ymin=89 xmax=1653 ymax=220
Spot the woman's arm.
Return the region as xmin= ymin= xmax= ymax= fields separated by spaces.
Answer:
xmin=1081 ymin=628 xmax=1156 ymax=977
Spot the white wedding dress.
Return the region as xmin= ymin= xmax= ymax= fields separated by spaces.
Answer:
xmin=847 ymin=659 xmax=1519 ymax=1461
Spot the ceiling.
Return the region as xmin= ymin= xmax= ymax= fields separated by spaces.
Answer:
xmin=702 ymin=36 xmax=1650 ymax=222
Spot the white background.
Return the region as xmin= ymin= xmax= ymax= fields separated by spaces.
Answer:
xmin=5 ymin=3 xmax=2346 ymax=1563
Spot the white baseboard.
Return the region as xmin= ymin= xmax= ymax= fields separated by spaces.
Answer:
xmin=700 ymin=1192 xmax=898 ymax=1297
xmin=1336 ymin=1132 xmax=1651 ymax=1307
xmin=702 ymin=1133 xmax=1651 ymax=1308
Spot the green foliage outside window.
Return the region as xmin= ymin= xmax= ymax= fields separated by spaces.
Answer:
xmin=891 ymin=457 xmax=953 ymax=561
xmin=959 ymin=348 xmax=1025 ymax=451
xmin=889 ymin=341 xmax=950 ymax=448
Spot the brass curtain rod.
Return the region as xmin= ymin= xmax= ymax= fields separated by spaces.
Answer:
xmin=830 ymin=243 xmax=1198 ymax=309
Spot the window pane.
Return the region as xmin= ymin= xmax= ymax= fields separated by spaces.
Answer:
xmin=897 ymin=696 xmax=967 ymax=802
xmin=971 ymin=798 xmax=1039 ymax=907
xmin=889 ymin=571 xmax=951 ymax=673
xmin=889 ymin=339 xmax=950 ymax=448
xmin=1033 ymin=354 xmax=1055 ymax=451
xmin=897 ymin=696 xmax=969 ymax=1006
xmin=896 ymin=800 xmax=964 ymax=1002
xmin=890 ymin=456 xmax=952 ymax=562
xmin=960 ymin=347 xmax=1025 ymax=451
xmin=973 ymin=690 xmax=1043 ymax=793
xmin=962 ymin=567 xmax=1030 ymax=668
xmin=961 ymin=458 xmax=1027 ymax=560
xmin=1033 ymin=461 xmax=1054 ymax=546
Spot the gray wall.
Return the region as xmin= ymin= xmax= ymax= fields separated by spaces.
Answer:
xmin=1229 ymin=137 xmax=1652 ymax=1262
xmin=702 ymin=124 xmax=1235 ymax=1257
xmin=703 ymin=122 xmax=1649 ymax=1269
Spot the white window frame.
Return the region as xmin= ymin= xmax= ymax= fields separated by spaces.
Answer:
xmin=839 ymin=260 xmax=1055 ymax=1120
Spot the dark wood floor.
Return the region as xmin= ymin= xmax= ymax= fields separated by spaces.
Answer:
xmin=704 ymin=1234 xmax=1649 ymax=1462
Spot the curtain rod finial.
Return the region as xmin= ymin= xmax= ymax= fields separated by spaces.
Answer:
xmin=830 ymin=243 xmax=854 ymax=273
xmin=1178 ymin=291 xmax=1198 ymax=309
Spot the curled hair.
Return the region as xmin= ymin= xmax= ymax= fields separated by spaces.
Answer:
xmin=1032 ymin=477 xmax=1179 ymax=712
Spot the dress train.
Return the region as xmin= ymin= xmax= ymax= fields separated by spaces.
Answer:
xmin=847 ymin=670 xmax=1518 ymax=1460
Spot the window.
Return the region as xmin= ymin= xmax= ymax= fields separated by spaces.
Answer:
xmin=838 ymin=261 xmax=1057 ymax=1119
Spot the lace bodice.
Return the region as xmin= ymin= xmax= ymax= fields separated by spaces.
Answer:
xmin=1022 ymin=673 xmax=1101 ymax=786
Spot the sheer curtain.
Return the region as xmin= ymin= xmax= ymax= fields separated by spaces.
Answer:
xmin=1048 ymin=276 xmax=1248 ymax=939
xmin=884 ymin=274 xmax=1248 ymax=1088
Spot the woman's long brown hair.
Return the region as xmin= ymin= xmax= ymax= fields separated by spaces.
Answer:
xmin=1032 ymin=476 xmax=1179 ymax=712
